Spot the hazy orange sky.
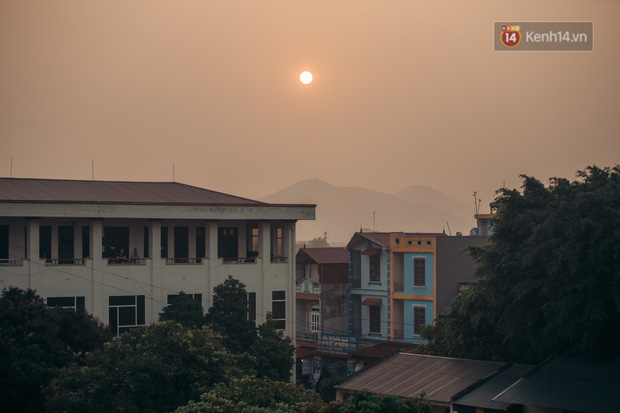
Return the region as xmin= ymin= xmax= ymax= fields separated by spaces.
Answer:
xmin=1 ymin=0 xmax=618 ymax=207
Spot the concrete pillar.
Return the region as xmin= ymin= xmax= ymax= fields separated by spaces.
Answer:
xmin=288 ymin=222 xmax=297 ymax=381
xmin=26 ymin=219 xmax=40 ymax=290
xmin=90 ymin=219 xmax=104 ymax=319
xmin=150 ymin=220 xmax=162 ymax=322
xmin=207 ymin=221 xmax=218 ymax=309
xmin=260 ymin=221 xmax=271 ymax=325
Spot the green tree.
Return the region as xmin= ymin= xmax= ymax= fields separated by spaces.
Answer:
xmin=45 ymin=322 xmax=246 ymax=413
xmin=330 ymin=391 xmax=430 ymax=413
xmin=205 ymin=276 xmax=296 ymax=381
xmin=158 ymin=291 xmax=205 ymax=328
xmin=205 ymin=276 xmax=258 ymax=354
xmin=0 ymin=287 xmax=110 ymax=412
xmin=315 ymin=361 xmax=349 ymax=402
xmin=175 ymin=376 xmax=327 ymax=413
xmin=423 ymin=165 xmax=620 ymax=363
xmin=254 ymin=313 xmax=295 ymax=382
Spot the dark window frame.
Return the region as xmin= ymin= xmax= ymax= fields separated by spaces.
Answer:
xmin=413 ymin=306 xmax=426 ymax=335
xmin=414 ymin=258 xmax=426 ymax=287
xmin=369 ymin=254 xmax=381 ymax=282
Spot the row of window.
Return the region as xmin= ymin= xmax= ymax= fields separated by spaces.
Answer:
xmin=368 ymin=305 xmax=426 ymax=336
xmin=47 ymin=291 xmax=287 ymax=335
xmin=368 ymin=254 xmax=426 ymax=287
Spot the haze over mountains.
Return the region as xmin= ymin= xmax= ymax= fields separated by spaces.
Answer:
xmin=260 ymin=179 xmax=479 ymax=246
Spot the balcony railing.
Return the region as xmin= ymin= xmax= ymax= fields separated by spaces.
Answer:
xmin=108 ymin=258 xmax=146 ymax=265
xmin=271 ymin=256 xmax=288 ymax=263
xmin=46 ymin=258 xmax=85 ymax=265
xmin=0 ymin=258 xmax=23 ymax=266
xmin=222 ymin=257 xmax=256 ymax=264
xmin=166 ymin=257 xmax=203 ymax=264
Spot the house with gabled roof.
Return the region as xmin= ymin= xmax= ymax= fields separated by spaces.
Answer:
xmin=0 ymin=177 xmax=315 ymax=338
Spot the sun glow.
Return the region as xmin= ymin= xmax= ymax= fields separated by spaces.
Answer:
xmin=300 ymin=71 xmax=313 ymax=84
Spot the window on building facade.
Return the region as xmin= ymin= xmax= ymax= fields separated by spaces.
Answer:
xmin=0 ymin=225 xmax=8 ymax=260
xmin=109 ymin=295 xmax=145 ymax=335
xmin=247 ymin=292 xmax=256 ymax=322
xmin=369 ymin=305 xmax=381 ymax=333
xmin=275 ymin=227 xmax=284 ymax=257
xmin=247 ymin=226 xmax=259 ymax=257
xmin=161 ymin=227 xmax=168 ymax=258
xmin=58 ymin=225 xmax=74 ymax=260
xmin=272 ymin=290 xmax=286 ymax=329
xmin=82 ymin=226 xmax=90 ymax=259
xmin=369 ymin=254 xmax=380 ymax=282
xmin=414 ymin=258 xmax=425 ymax=287
xmin=47 ymin=296 xmax=85 ymax=311
xmin=310 ymin=305 xmax=320 ymax=333
xmin=413 ymin=306 xmax=426 ymax=335
xmin=40 ymin=225 xmax=51 ymax=259
xmin=196 ymin=227 xmax=206 ymax=259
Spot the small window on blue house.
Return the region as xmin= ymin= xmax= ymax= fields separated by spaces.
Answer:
xmin=369 ymin=306 xmax=381 ymax=333
xmin=414 ymin=258 xmax=425 ymax=287
xmin=369 ymin=255 xmax=380 ymax=282
xmin=413 ymin=306 xmax=426 ymax=335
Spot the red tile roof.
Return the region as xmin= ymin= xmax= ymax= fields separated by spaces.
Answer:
xmin=297 ymin=247 xmax=348 ymax=264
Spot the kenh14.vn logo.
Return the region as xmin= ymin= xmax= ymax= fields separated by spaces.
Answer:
xmin=501 ymin=25 xmax=521 ymax=47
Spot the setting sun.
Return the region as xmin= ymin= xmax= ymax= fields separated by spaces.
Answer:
xmin=300 ymin=71 xmax=313 ymax=84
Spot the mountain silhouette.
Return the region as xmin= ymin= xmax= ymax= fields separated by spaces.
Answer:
xmin=260 ymin=179 xmax=476 ymax=246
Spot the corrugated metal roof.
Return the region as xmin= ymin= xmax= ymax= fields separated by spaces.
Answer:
xmin=452 ymin=364 xmax=534 ymax=411
xmin=297 ymin=247 xmax=348 ymax=264
xmin=494 ymin=355 xmax=620 ymax=412
xmin=335 ymin=353 xmax=505 ymax=404
xmin=0 ymin=178 xmax=264 ymax=205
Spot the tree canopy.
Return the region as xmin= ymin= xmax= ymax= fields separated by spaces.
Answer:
xmin=158 ymin=291 xmax=205 ymax=328
xmin=423 ymin=165 xmax=620 ymax=363
xmin=0 ymin=287 xmax=110 ymax=412
xmin=46 ymin=322 xmax=246 ymax=413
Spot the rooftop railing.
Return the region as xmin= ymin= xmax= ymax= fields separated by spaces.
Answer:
xmin=165 ymin=257 xmax=203 ymax=264
xmin=0 ymin=258 xmax=23 ymax=266
xmin=271 ymin=256 xmax=288 ymax=263
xmin=222 ymin=257 xmax=256 ymax=264
xmin=108 ymin=258 xmax=146 ymax=265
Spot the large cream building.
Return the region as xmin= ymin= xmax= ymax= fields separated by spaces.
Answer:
xmin=0 ymin=178 xmax=315 ymax=338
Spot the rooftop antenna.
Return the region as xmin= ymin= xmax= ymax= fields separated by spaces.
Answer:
xmin=473 ymin=191 xmax=479 ymax=214
xmin=446 ymin=221 xmax=452 ymax=236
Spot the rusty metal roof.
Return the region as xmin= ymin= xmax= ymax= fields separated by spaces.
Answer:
xmin=335 ymin=352 xmax=506 ymax=404
xmin=297 ymin=247 xmax=348 ymax=264
xmin=347 ymin=232 xmax=391 ymax=249
xmin=452 ymin=364 xmax=534 ymax=411
xmin=494 ymin=355 xmax=620 ymax=413
xmin=0 ymin=178 xmax=265 ymax=205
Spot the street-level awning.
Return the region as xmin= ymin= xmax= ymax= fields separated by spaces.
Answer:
xmin=361 ymin=297 xmax=382 ymax=306
xmin=362 ymin=248 xmax=381 ymax=255
xmin=297 ymin=293 xmax=320 ymax=301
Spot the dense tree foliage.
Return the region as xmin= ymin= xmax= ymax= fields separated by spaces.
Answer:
xmin=253 ymin=313 xmax=295 ymax=382
xmin=204 ymin=276 xmax=295 ymax=381
xmin=0 ymin=287 xmax=110 ymax=412
xmin=205 ymin=276 xmax=258 ymax=354
xmin=158 ymin=291 xmax=205 ymax=328
xmin=176 ymin=376 xmax=327 ymax=413
xmin=46 ymin=322 xmax=246 ymax=413
xmin=423 ymin=166 xmax=620 ymax=363
xmin=315 ymin=361 xmax=349 ymax=402
xmin=330 ymin=391 xmax=430 ymax=413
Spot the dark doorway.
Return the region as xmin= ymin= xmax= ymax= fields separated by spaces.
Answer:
xmin=58 ymin=226 xmax=74 ymax=260
xmin=0 ymin=225 xmax=8 ymax=259
xmin=196 ymin=227 xmax=206 ymax=259
xmin=218 ymin=227 xmax=238 ymax=259
xmin=104 ymin=226 xmax=129 ymax=259
xmin=161 ymin=227 xmax=168 ymax=258
xmin=174 ymin=227 xmax=189 ymax=260
xmin=82 ymin=226 xmax=90 ymax=259
xmin=40 ymin=226 xmax=51 ymax=259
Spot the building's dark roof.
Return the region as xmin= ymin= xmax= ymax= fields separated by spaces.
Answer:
xmin=0 ymin=178 xmax=265 ymax=205
xmin=452 ymin=364 xmax=534 ymax=411
xmin=494 ymin=355 xmax=620 ymax=413
xmin=351 ymin=342 xmax=419 ymax=360
xmin=335 ymin=353 xmax=505 ymax=404
xmin=297 ymin=247 xmax=348 ymax=264
xmin=347 ymin=232 xmax=391 ymax=249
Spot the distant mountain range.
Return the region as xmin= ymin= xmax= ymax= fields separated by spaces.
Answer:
xmin=260 ymin=179 xmax=477 ymax=246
